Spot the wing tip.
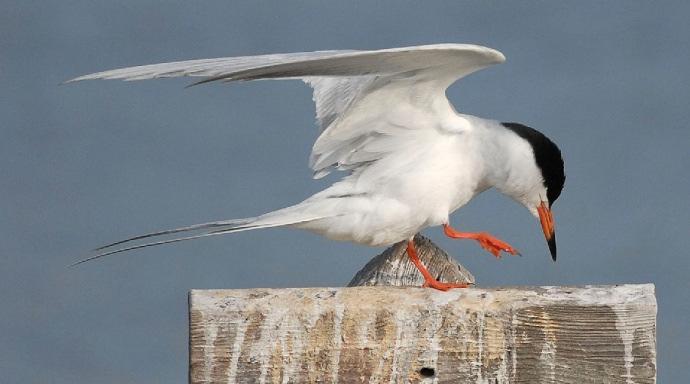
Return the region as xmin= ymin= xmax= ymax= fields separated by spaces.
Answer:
xmin=63 ymin=71 xmax=117 ymax=84
xmin=62 ymin=76 xmax=87 ymax=84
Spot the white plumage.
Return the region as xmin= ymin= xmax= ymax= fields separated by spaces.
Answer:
xmin=71 ymin=44 xmax=562 ymax=288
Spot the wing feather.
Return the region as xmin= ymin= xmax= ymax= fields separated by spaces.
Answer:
xmin=69 ymin=44 xmax=505 ymax=177
xmin=68 ymin=44 xmax=503 ymax=83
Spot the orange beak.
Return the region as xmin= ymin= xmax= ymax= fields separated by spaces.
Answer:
xmin=537 ymin=201 xmax=557 ymax=261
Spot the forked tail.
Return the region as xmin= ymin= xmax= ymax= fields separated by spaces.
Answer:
xmin=73 ymin=206 xmax=326 ymax=266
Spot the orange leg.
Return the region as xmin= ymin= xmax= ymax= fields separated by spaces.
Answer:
xmin=443 ymin=224 xmax=520 ymax=258
xmin=406 ymin=240 xmax=470 ymax=291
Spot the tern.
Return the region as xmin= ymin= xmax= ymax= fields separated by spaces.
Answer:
xmin=70 ymin=44 xmax=565 ymax=291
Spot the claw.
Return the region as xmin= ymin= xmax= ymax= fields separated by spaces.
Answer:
xmin=443 ymin=224 xmax=520 ymax=259
xmin=423 ymin=280 xmax=471 ymax=291
xmin=406 ymin=240 xmax=471 ymax=291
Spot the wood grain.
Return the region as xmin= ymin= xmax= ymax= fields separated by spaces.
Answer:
xmin=189 ymin=284 xmax=656 ymax=383
xmin=347 ymin=234 xmax=474 ymax=288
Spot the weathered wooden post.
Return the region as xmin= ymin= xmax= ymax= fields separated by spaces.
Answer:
xmin=189 ymin=236 xmax=656 ymax=383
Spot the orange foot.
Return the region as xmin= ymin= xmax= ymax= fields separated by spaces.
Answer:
xmin=443 ymin=224 xmax=520 ymax=259
xmin=422 ymin=280 xmax=470 ymax=291
xmin=406 ymin=240 xmax=471 ymax=291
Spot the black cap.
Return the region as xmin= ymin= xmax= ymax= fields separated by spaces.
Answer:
xmin=501 ymin=122 xmax=565 ymax=207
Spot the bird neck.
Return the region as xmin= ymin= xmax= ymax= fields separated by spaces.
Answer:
xmin=478 ymin=122 xmax=543 ymax=204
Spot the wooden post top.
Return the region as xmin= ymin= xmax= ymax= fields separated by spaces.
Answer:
xmin=189 ymin=284 xmax=656 ymax=383
xmin=189 ymin=236 xmax=656 ymax=383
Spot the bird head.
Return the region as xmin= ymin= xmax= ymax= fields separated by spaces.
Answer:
xmin=501 ymin=123 xmax=565 ymax=261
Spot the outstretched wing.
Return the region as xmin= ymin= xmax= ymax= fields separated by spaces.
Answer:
xmin=69 ymin=44 xmax=505 ymax=177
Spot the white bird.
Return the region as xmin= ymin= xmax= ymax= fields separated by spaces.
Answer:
xmin=69 ymin=44 xmax=564 ymax=291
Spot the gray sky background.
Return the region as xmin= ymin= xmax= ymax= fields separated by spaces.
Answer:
xmin=2 ymin=1 xmax=688 ymax=382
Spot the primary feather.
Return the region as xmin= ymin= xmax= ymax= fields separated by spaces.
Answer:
xmin=69 ymin=44 xmax=504 ymax=177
